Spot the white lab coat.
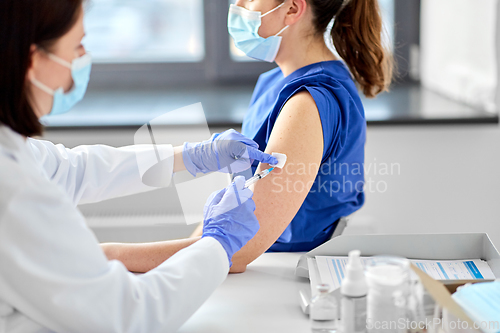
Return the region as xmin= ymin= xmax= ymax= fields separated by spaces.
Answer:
xmin=0 ymin=124 xmax=229 ymax=333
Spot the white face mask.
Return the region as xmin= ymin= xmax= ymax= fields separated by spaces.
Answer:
xmin=227 ymin=3 xmax=289 ymax=63
xmin=30 ymin=52 xmax=92 ymax=116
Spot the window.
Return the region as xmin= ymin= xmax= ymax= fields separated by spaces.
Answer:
xmin=379 ymin=0 xmax=395 ymax=49
xmin=84 ymin=0 xmax=205 ymax=63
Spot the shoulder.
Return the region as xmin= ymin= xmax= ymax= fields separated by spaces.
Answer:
xmin=0 ymin=150 xmax=76 ymax=224
xmin=278 ymin=84 xmax=341 ymax=128
xmin=27 ymin=137 xmax=65 ymax=157
xmin=303 ymin=61 xmax=353 ymax=82
xmin=257 ymin=67 xmax=282 ymax=85
xmin=262 ymin=91 xmax=324 ymax=185
xmin=278 ymin=65 xmax=363 ymax=124
xmin=283 ymin=61 xmax=358 ymax=102
xmin=0 ymin=144 xmax=61 ymax=206
xmin=281 ymin=90 xmax=320 ymax=119
xmin=272 ymin=91 xmax=324 ymax=151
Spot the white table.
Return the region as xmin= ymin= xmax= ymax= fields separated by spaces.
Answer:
xmin=178 ymin=252 xmax=311 ymax=333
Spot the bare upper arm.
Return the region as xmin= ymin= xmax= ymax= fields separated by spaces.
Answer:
xmin=230 ymin=90 xmax=324 ymax=272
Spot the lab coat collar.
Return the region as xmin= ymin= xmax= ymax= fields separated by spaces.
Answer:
xmin=0 ymin=123 xmax=29 ymax=155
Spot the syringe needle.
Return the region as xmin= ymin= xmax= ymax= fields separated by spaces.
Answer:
xmin=244 ymin=167 xmax=275 ymax=188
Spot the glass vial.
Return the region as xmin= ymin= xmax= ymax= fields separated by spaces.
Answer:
xmin=310 ymin=284 xmax=338 ymax=333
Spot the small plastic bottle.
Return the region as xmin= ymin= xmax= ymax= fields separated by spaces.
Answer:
xmin=340 ymin=250 xmax=368 ymax=333
xmin=310 ymin=284 xmax=338 ymax=333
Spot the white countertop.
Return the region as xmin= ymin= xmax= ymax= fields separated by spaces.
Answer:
xmin=178 ymin=252 xmax=310 ymax=333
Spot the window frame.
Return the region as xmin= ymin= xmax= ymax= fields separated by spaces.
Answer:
xmin=88 ymin=0 xmax=276 ymax=89
xmin=393 ymin=0 xmax=421 ymax=83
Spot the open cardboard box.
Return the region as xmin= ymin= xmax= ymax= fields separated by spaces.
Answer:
xmin=410 ymin=263 xmax=497 ymax=332
xmin=296 ymin=233 xmax=500 ymax=331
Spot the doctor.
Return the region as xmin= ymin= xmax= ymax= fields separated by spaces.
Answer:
xmin=0 ymin=1 xmax=277 ymax=332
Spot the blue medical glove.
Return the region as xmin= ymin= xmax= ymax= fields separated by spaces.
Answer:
xmin=201 ymin=176 xmax=260 ymax=266
xmin=182 ymin=129 xmax=278 ymax=176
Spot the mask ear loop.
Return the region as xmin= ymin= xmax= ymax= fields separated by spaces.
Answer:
xmin=260 ymin=2 xmax=289 ymax=37
xmin=34 ymin=45 xmax=73 ymax=69
xmin=47 ymin=53 xmax=72 ymax=69
xmin=260 ymin=2 xmax=286 ymax=18
xmin=29 ymin=45 xmax=57 ymax=96
xmin=30 ymin=46 xmax=82 ymax=98
xmin=30 ymin=77 xmax=55 ymax=96
xmin=275 ymin=26 xmax=289 ymax=37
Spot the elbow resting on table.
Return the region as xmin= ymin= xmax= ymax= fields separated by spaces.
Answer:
xmin=101 ymin=242 xmax=120 ymax=261
xmin=229 ymin=262 xmax=248 ymax=274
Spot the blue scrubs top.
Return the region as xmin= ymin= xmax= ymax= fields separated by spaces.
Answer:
xmin=242 ymin=60 xmax=366 ymax=252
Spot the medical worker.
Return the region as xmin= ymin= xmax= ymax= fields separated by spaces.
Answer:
xmin=101 ymin=0 xmax=394 ymax=274
xmin=0 ymin=0 xmax=277 ymax=332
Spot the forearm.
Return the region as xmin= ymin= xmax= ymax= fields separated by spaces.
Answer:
xmin=173 ymin=145 xmax=186 ymax=173
xmin=190 ymin=222 xmax=203 ymax=238
xmin=229 ymin=234 xmax=268 ymax=273
xmin=228 ymin=168 xmax=298 ymax=274
xmin=101 ymin=237 xmax=201 ymax=273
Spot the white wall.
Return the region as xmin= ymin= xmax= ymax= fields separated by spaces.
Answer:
xmin=420 ymin=0 xmax=499 ymax=112
xmin=349 ymin=124 xmax=500 ymax=249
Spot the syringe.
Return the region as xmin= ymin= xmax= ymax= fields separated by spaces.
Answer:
xmin=244 ymin=167 xmax=275 ymax=188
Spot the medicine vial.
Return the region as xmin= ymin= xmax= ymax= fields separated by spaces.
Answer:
xmin=310 ymin=284 xmax=338 ymax=333
xmin=340 ymin=250 xmax=368 ymax=333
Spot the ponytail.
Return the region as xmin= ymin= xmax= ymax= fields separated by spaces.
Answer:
xmin=310 ymin=0 xmax=394 ymax=98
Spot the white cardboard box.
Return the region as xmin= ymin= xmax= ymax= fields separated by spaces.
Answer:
xmin=296 ymin=233 xmax=500 ymax=329
xmin=296 ymin=233 xmax=500 ymax=279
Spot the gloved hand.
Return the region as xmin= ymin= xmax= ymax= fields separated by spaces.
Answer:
xmin=182 ymin=129 xmax=278 ymax=176
xmin=201 ymin=176 xmax=260 ymax=266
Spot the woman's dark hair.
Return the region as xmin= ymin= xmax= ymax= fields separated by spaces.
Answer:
xmin=0 ymin=0 xmax=83 ymax=137
xmin=309 ymin=0 xmax=394 ymax=98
